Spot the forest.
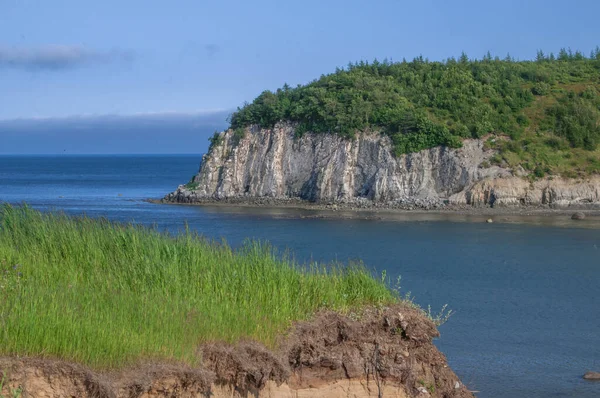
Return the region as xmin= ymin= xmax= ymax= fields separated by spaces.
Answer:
xmin=229 ymin=48 xmax=600 ymax=177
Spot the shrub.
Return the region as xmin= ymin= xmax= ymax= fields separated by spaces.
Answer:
xmin=184 ymin=180 xmax=199 ymax=190
xmin=544 ymin=137 xmax=568 ymax=150
xmin=534 ymin=166 xmax=546 ymax=178
xmin=532 ymin=82 xmax=551 ymax=96
xmin=208 ymin=131 xmax=223 ymax=152
xmin=547 ymin=92 xmax=600 ymax=150
xmin=231 ymin=127 xmax=246 ymax=147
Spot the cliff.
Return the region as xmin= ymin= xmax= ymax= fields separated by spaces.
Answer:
xmin=165 ymin=124 xmax=600 ymax=208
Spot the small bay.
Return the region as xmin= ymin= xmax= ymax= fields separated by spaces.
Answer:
xmin=1 ymin=154 xmax=599 ymax=398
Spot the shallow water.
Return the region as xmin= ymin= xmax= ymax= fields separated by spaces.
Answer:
xmin=1 ymin=155 xmax=599 ymax=398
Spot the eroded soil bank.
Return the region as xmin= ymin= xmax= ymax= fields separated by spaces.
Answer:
xmin=0 ymin=305 xmax=473 ymax=398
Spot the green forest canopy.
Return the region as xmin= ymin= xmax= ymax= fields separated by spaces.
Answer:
xmin=229 ymin=48 xmax=600 ymax=177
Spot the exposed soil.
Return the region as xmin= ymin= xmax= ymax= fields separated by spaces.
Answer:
xmin=0 ymin=304 xmax=474 ymax=398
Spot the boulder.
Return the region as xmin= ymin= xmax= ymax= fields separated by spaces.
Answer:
xmin=583 ymin=371 xmax=600 ymax=380
xmin=571 ymin=212 xmax=586 ymax=220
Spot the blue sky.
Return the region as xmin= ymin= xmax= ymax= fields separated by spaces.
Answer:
xmin=1 ymin=0 xmax=599 ymax=153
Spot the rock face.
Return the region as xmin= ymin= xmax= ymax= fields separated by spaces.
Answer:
xmin=165 ymin=123 xmax=600 ymax=208
xmin=449 ymin=176 xmax=600 ymax=207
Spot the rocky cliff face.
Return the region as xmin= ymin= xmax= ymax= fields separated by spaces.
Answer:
xmin=166 ymin=123 xmax=600 ymax=208
xmin=449 ymin=176 xmax=600 ymax=207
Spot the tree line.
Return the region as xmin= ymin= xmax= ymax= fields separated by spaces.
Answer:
xmin=228 ymin=48 xmax=600 ymax=158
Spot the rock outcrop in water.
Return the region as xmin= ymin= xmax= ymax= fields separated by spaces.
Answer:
xmin=165 ymin=123 xmax=600 ymax=208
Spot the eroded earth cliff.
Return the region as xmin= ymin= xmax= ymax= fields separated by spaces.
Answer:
xmin=1 ymin=305 xmax=473 ymax=398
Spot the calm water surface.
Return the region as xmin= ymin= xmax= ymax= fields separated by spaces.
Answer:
xmin=1 ymin=155 xmax=599 ymax=398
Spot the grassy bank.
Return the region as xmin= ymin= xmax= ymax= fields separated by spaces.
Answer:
xmin=0 ymin=204 xmax=395 ymax=369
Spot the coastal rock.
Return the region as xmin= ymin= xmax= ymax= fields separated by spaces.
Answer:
xmin=583 ymin=371 xmax=600 ymax=380
xmin=571 ymin=212 xmax=586 ymax=220
xmin=167 ymin=124 xmax=506 ymax=207
xmin=450 ymin=177 xmax=600 ymax=208
xmin=165 ymin=123 xmax=600 ymax=208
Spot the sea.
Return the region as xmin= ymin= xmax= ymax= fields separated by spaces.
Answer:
xmin=1 ymin=154 xmax=599 ymax=398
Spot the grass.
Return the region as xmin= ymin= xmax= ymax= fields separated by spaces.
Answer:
xmin=0 ymin=372 xmax=22 ymax=398
xmin=184 ymin=175 xmax=200 ymax=190
xmin=0 ymin=204 xmax=396 ymax=369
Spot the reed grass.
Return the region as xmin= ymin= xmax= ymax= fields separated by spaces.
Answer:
xmin=0 ymin=204 xmax=396 ymax=369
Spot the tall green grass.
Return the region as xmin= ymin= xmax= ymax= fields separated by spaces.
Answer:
xmin=0 ymin=204 xmax=396 ymax=369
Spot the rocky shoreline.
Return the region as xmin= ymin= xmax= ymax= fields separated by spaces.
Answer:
xmin=159 ymin=186 xmax=600 ymax=215
xmin=157 ymin=123 xmax=600 ymax=225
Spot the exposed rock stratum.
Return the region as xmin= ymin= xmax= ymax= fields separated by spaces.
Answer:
xmin=165 ymin=124 xmax=600 ymax=208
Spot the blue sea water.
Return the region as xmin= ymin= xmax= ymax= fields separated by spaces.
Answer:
xmin=1 ymin=154 xmax=599 ymax=398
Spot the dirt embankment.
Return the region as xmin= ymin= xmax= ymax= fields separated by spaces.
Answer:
xmin=0 ymin=305 xmax=473 ymax=398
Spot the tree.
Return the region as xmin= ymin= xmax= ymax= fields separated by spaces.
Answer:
xmin=558 ymin=48 xmax=569 ymax=61
xmin=536 ymin=50 xmax=546 ymax=62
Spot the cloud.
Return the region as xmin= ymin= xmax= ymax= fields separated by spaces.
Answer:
xmin=0 ymin=110 xmax=232 ymax=128
xmin=0 ymin=110 xmax=232 ymax=154
xmin=0 ymin=45 xmax=134 ymax=70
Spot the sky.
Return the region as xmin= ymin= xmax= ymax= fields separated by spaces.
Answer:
xmin=1 ymin=0 xmax=600 ymax=153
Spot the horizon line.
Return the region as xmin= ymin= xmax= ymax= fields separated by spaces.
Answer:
xmin=0 ymin=109 xmax=232 ymax=123
xmin=0 ymin=153 xmax=206 ymax=156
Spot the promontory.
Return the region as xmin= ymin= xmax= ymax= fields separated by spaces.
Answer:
xmin=165 ymin=50 xmax=600 ymax=209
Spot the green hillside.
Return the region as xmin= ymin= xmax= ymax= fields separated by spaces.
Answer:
xmin=229 ymin=49 xmax=600 ymax=178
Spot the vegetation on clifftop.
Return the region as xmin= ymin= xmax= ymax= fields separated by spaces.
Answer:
xmin=229 ymin=48 xmax=600 ymax=177
xmin=0 ymin=205 xmax=397 ymax=368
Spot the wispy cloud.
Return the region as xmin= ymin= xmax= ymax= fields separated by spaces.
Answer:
xmin=0 ymin=110 xmax=232 ymax=132
xmin=0 ymin=45 xmax=134 ymax=70
xmin=0 ymin=109 xmax=230 ymax=123
xmin=0 ymin=110 xmax=232 ymax=154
